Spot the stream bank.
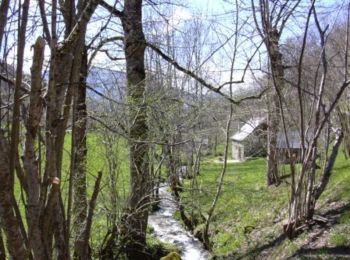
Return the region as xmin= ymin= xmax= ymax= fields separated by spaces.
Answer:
xmin=148 ymin=185 xmax=210 ymax=260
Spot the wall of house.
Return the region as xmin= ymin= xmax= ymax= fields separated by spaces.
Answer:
xmin=232 ymin=141 xmax=245 ymax=161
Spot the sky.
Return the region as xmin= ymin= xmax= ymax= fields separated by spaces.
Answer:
xmin=4 ymin=0 xmax=350 ymax=96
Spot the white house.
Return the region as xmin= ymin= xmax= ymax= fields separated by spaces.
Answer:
xmin=231 ymin=117 xmax=267 ymax=161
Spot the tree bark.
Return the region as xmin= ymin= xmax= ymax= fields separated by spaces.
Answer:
xmin=40 ymin=1 xmax=101 ymax=258
xmin=0 ymin=0 xmax=10 ymax=49
xmin=266 ymin=30 xmax=283 ymax=186
xmin=72 ymin=46 xmax=89 ymax=259
xmin=337 ymin=108 xmax=350 ymax=158
xmin=0 ymin=229 xmax=5 ymax=260
xmin=9 ymin=0 xmax=30 ymax=197
xmin=0 ymin=131 xmax=28 ymax=259
xmin=74 ymin=172 xmax=103 ymax=260
xmin=24 ymin=36 xmax=47 ymax=260
xmin=307 ymin=129 xmax=344 ymax=218
xmin=120 ymin=1 xmax=151 ymax=258
xmin=0 ymin=1 xmax=30 ymax=258
xmin=165 ymin=143 xmax=181 ymax=196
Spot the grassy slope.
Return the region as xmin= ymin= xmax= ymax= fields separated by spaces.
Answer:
xmin=180 ymin=152 xmax=350 ymax=258
xmin=62 ymin=133 xmax=131 ymax=250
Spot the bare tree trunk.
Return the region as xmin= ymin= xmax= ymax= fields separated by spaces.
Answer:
xmin=307 ymin=130 xmax=344 ymax=218
xmin=42 ymin=42 xmax=73 ymax=260
xmin=72 ymin=47 xmax=89 ymax=260
xmin=284 ymin=130 xmax=344 ymax=237
xmin=165 ymin=143 xmax=181 ymax=196
xmin=337 ymin=108 xmax=350 ymax=158
xmin=267 ymin=93 xmax=280 ymax=186
xmin=40 ymin=1 xmax=101 ymax=258
xmin=10 ymin=0 xmax=30 ymax=186
xmin=74 ymin=172 xmax=103 ymax=260
xmin=251 ymin=1 xmax=302 ymax=186
xmin=0 ymin=1 xmax=30 ymax=258
xmin=192 ymin=141 xmax=203 ymax=176
xmin=0 ymin=131 xmax=28 ymax=259
xmin=0 ymin=229 xmax=5 ymax=260
xmin=203 ymin=107 xmax=233 ymax=249
xmin=41 ymin=1 xmax=70 ymax=255
xmin=266 ymin=30 xmax=283 ymax=186
xmin=283 ymin=3 xmax=349 ymax=237
xmin=23 ymin=36 xmax=47 ymax=260
xmin=120 ymin=1 xmax=150 ymax=258
xmin=0 ymin=0 xmax=10 ymax=49
xmin=202 ymin=16 xmax=238 ymax=243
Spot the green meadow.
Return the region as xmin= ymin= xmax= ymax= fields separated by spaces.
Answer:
xmin=13 ymin=134 xmax=350 ymax=258
xmin=180 ymin=153 xmax=350 ymax=258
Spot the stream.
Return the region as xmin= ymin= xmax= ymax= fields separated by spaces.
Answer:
xmin=148 ymin=184 xmax=210 ymax=260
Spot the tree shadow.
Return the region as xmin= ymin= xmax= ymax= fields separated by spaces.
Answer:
xmin=289 ymin=246 xmax=350 ymax=259
xmin=322 ymin=202 xmax=350 ymax=219
xmin=236 ymin=202 xmax=350 ymax=259
xmin=236 ymin=233 xmax=288 ymax=259
xmin=280 ymin=174 xmax=291 ymax=180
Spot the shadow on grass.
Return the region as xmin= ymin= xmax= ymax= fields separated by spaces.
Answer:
xmin=236 ymin=202 xmax=350 ymax=259
xmin=333 ymin=164 xmax=350 ymax=172
xmin=236 ymin=233 xmax=288 ymax=259
xmin=322 ymin=202 xmax=350 ymax=222
xmin=288 ymin=246 xmax=350 ymax=259
xmin=210 ymin=232 xmax=287 ymax=260
xmin=280 ymin=174 xmax=291 ymax=180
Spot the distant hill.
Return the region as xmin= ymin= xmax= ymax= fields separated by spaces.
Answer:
xmin=87 ymin=66 xmax=126 ymax=101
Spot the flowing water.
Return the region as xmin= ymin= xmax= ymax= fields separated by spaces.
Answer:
xmin=148 ymin=185 xmax=210 ymax=260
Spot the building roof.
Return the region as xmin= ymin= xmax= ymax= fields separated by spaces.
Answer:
xmin=231 ymin=117 xmax=266 ymax=142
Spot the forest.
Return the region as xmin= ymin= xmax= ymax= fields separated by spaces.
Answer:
xmin=0 ymin=0 xmax=350 ymax=259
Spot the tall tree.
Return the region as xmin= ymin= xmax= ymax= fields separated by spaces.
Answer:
xmin=252 ymin=0 xmax=301 ymax=186
xmin=121 ymin=1 xmax=150 ymax=257
xmin=0 ymin=0 xmax=31 ymax=258
xmin=0 ymin=0 xmax=10 ymax=50
xmin=283 ymin=3 xmax=350 ymax=237
xmin=100 ymin=0 xmax=150 ymax=257
xmin=0 ymin=0 xmax=102 ymax=258
xmin=41 ymin=0 xmax=101 ymax=256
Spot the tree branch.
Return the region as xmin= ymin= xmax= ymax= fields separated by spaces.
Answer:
xmin=313 ymin=129 xmax=343 ymax=201
xmin=59 ymin=0 xmax=102 ymax=52
xmin=100 ymin=1 xmax=123 ymax=17
xmin=38 ymin=0 xmax=51 ymax=43
xmin=78 ymin=171 xmax=102 ymax=258
xmin=88 ymin=36 xmax=124 ymax=68
xmin=146 ymin=42 xmax=267 ymax=104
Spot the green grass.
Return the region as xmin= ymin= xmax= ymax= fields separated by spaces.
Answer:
xmin=12 ymin=132 xmax=350 ymax=258
xmin=180 ymin=150 xmax=350 ymax=258
xmin=329 ymin=231 xmax=350 ymax=247
xmin=77 ymin=133 xmax=130 ymax=250
xmin=14 ymin=132 xmax=131 ymax=254
xmin=181 ymin=157 xmax=289 ymax=254
xmin=61 ymin=132 xmax=130 ymax=198
xmin=319 ymin=153 xmax=350 ymax=203
xmin=318 ymin=153 xmax=350 ymax=249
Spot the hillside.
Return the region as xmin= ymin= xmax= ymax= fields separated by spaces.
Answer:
xmin=179 ymin=153 xmax=350 ymax=259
